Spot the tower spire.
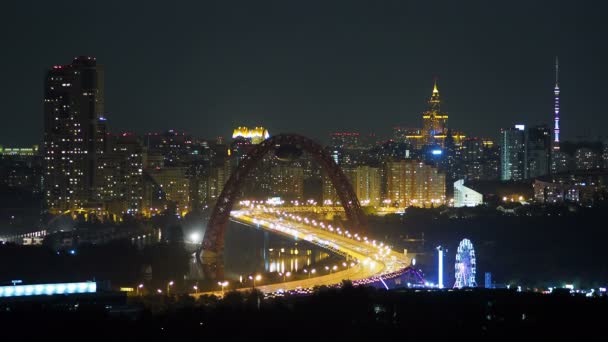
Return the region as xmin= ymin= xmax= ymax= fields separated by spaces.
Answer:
xmin=553 ymin=56 xmax=560 ymax=151
xmin=555 ymin=56 xmax=559 ymax=85
xmin=429 ymin=78 xmax=441 ymax=111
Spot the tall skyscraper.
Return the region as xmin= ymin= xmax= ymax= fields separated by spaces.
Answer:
xmin=527 ymin=125 xmax=552 ymax=178
xmin=500 ymin=125 xmax=527 ymax=181
xmin=460 ymin=138 xmax=485 ymax=181
xmin=397 ymin=80 xmax=465 ymax=150
xmin=43 ymin=56 xmax=105 ymax=213
xmin=422 ymin=81 xmax=448 ymax=146
xmin=553 ymin=57 xmax=561 ymax=151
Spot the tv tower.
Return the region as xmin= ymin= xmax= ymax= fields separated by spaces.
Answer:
xmin=553 ymin=57 xmax=560 ymax=151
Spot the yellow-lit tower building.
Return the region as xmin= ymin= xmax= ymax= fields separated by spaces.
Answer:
xmin=422 ymin=80 xmax=449 ymax=146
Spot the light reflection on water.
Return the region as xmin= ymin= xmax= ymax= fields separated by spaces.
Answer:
xmin=265 ymin=247 xmax=331 ymax=274
xmin=187 ymin=221 xmax=336 ymax=280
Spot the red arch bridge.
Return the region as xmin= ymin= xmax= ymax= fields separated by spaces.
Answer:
xmin=198 ymin=134 xmax=411 ymax=294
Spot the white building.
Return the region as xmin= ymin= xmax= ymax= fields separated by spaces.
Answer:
xmin=454 ymin=179 xmax=483 ymax=207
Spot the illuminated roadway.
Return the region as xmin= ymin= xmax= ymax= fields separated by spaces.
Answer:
xmin=224 ymin=206 xmax=411 ymax=294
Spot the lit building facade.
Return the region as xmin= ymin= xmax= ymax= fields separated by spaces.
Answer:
xmin=460 ymin=138 xmax=484 ymax=181
xmin=0 ymin=145 xmax=43 ymax=194
xmin=329 ymin=132 xmax=360 ymax=149
xmin=350 ymin=165 xmax=381 ymax=206
xmin=385 ymin=160 xmax=446 ymax=208
xmin=43 ymin=56 xmax=105 ymax=213
xmin=574 ymin=148 xmax=601 ymax=170
xmin=392 ymin=127 xmax=420 ymax=144
xmin=534 ymin=171 xmax=608 ymax=205
xmin=453 ymin=179 xmax=483 ymax=207
xmin=232 ymin=126 xmax=269 ymax=144
xmin=91 ymin=133 xmax=145 ymax=216
xmin=144 ymin=130 xmax=193 ymax=166
xmin=148 ymin=166 xmax=190 ymax=215
xmin=0 ymin=145 xmax=39 ymax=157
xmin=500 ymin=125 xmax=527 ymax=181
xmin=551 ymin=150 xmax=570 ymax=174
xmin=270 ymin=165 xmax=304 ymax=200
xmin=321 ymin=165 xmax=381 ymax=206
xmin=322 ymin=171 xmax=339 ymax=205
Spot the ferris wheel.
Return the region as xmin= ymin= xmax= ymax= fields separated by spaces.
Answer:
xmin=454 ymin=238 xmax=477 ymax=288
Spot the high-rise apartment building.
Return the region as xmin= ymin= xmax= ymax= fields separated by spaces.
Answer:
xmin=500 ymin=125 xmax=527 ymax=181
xmin=527 ymin=125 xmax=552 ymax=178
xmin=148 ymin=166 xmax=190 ymax=215
xmin=43 ymin=56 xmax=106 ymax=213
xmin=385 ymin=160 xmax=446 ymax=207
xmin=350 ymin=166 xmax=381 ymax=206
xmin=460 ymin=138 xmax=484 ymax=181
xmin=270 ymin=165 xmax=304 ymax=200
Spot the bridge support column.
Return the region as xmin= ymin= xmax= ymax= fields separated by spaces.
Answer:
xmin=200 ymin=249 xmax=224 ymax=280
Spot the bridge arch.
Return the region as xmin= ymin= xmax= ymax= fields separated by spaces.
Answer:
xmin=200 ymin=133 xmax=367 ymax=275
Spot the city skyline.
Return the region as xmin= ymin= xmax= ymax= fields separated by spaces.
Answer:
xmin=2 ymin=0 xmax=608 ymax=145
xmin=2 ymin=1 xmax=608 ymax=335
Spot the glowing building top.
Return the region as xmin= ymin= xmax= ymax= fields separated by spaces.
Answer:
xmin=422 ymin=80 xmax=448 ymax=146
xmin=232 ymin=126 xmax=270 ymax=144
xmin=429 ymin=79 xmax=441 ymax=112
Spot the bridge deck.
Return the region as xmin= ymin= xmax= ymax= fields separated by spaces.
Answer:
xmin=194 ymin=207 xmax=410 ymax=296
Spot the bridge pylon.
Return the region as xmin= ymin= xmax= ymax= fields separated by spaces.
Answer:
xmin=200 ymin=249 xmax=224 ymax=280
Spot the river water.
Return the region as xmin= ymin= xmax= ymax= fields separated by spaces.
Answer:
xmin=186 ymin=221 xmax=344 ymax=284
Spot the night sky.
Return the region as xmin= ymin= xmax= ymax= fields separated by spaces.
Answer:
xmin=2 ymin=0 xmax=607 ymax=145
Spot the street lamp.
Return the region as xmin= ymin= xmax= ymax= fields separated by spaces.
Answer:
xmin=193 ymin=285 xmax=198 ymax=294
xmin=280 ymin=271 xmax=291 ymax=282
xmin=137 ymin=283 xmax=144 ymax=295
xmin=156 ymin=289 xmax=162 ymax=294
xmin=249 ymin=274 xmax=262 ymax=289
xmin=167 ymin=281 xmax=174 ymax=295
xmin=217 ymin=281 xmax=228 ymax=295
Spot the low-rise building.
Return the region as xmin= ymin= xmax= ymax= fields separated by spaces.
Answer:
xmin=453 ymin=179 xmax=483 ymax=207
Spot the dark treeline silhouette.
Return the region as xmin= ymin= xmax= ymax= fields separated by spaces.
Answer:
xmin=1 ymin=283 xmax=606 ymax=338
xmin=0 ymin=239 xmax=189 ymax=289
